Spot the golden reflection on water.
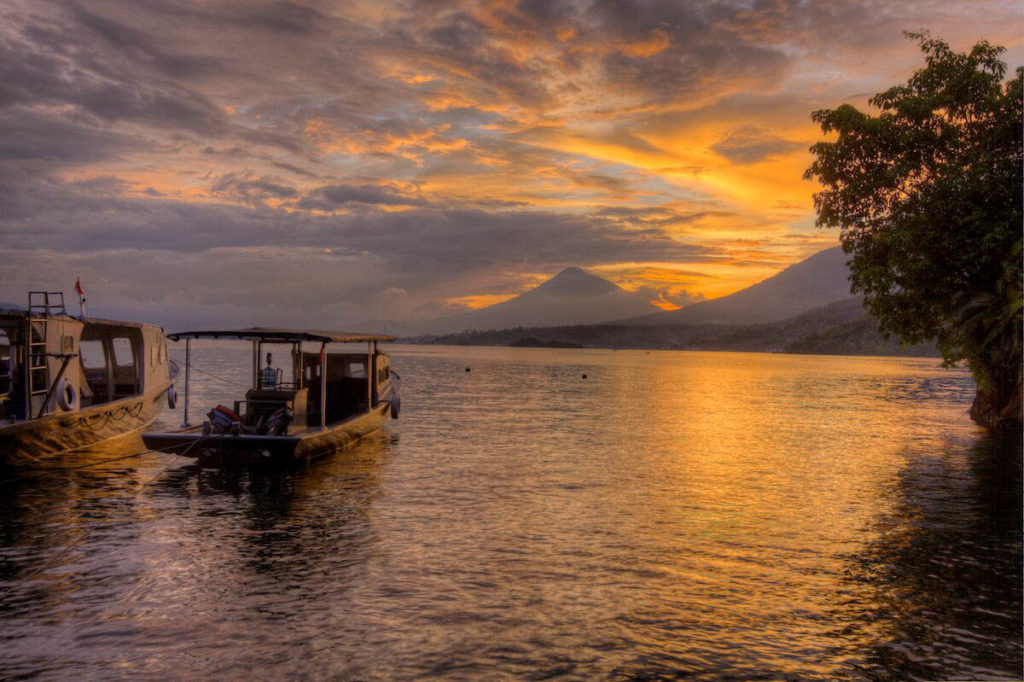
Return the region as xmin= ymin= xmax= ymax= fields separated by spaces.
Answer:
xmin=0 ymin=346 xmax=1019 ymax=680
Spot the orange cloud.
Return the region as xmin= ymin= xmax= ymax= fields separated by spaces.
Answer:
xmin=619 ymin=29 xmax=671 ymax=58
xmin=445 ymin=293 xmax=517 ymax=310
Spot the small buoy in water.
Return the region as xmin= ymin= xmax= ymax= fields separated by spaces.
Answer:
xmin=465 ymin=367 xmax=471 ymax=372
xmin=582 ymin=374 xmax=587 ymax=379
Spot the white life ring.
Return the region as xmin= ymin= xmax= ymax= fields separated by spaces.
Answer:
xmin=167 ymin=385 xmax=177 ymax=409
xmin=56 ymin=379 xmax=77 ymax=411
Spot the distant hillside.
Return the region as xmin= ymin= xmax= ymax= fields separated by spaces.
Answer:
xmin=403 ymin=297 xmax=938 ymax=358
xmin=416 ymin=267 xmax=659 ymax=334
xmin=626 ymin=247 xmax=855 ymax=326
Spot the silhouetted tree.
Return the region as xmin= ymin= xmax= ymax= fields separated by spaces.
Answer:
xmin=806 ymin=32 xmax=1023 ymax=429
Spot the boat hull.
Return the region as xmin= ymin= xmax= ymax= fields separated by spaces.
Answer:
xmin=142 ymin=402 xmax=391 ymax=466
xmin=0 ymin=387 xmax=169 ymax=466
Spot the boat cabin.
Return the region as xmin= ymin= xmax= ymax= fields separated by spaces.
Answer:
xmin=0 ymin=292 xmax=169 ymax=422
xmin=169 ymin=328 xmax=396 ymax=435
xmin=0 ymin=291 xmax=173 ymax=464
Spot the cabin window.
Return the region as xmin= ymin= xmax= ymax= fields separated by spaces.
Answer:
xmin=112 ymin=337 xmax=134 ymax=367
xmin=81 ymin=340 xmax=106 ymax=369
xmin=109 ymin=336 xmax=140 ymax=397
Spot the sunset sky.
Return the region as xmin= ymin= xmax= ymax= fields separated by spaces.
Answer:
xmin=1 ymin=0 xmax=1021 ymax=328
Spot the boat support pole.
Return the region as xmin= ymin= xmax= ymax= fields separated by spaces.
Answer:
xmin=181 ymin=338 xmax=191 ymax=428
xmin=320 ymin=341 xmax=327 ymax=429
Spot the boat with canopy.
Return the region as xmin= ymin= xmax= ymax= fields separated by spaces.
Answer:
xmin=141 ymin=327 xmax=398 ymax=465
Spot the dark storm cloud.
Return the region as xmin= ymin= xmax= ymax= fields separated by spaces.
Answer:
xmin=710 ymin=125 xmax=804 ymax=164
xmin=134 ymin=0 xmax=332 ymax=36
xmin=0 ymin=177 xmax=724 ymax=325
xmin=514 ymin=0 xmax=580 ymax=25
xmin=218 ymin=0 xmax=330 ymax=35
xmin=593 ymin=205 xmax=729 ymax=228
xmin=723 ymin=0 xmax=926 ymax=53
xmin=557 ymin=169 xmax=631 ymax=194
xmin=589 ymin=1 xmax=791 ymax=107
xmin=386 ymin=9 xmax=558 ymax=109
xmin=297 ymin=184 xmax=429 ymax=209
xmin=68 ymin=176 xmax=132 ymax=196
xmin=348 ymin=208 xmax=718 ymax=273
xmin=237 ymin=129 xmax=310 ymax=156
xmin=209 ymin=172 xmax=299 ymax=207
xmin=70 ymin=4 xmax=225 ymax=78
xmin=0 ymin=175 xmax=716 ymax=274
xmin=0 ymin=109 xmax=139 ymax=163
xmin=272 ymin=162 xmax=321 ymax=179
xmin=1 ymin=7 xmax=228 ymax=135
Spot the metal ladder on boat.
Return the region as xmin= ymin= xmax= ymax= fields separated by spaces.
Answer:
xmin=26 ymin=291 xmax=67 ymax=409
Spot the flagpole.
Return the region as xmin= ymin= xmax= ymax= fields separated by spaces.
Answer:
xmin=75 ymin=278 xmax=87 ymax=318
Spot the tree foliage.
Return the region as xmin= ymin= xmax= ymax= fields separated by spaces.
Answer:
xmin=805 ymin=33 xmax=1023 ymax=428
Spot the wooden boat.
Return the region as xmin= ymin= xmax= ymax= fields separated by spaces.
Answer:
xmin=0 ymin=292 xmax=174 ymax=465
xmin=141 ymin=328 xmax=399 ymax=466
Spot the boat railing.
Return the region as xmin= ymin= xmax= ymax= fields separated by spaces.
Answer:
xmin=27 ymin=291 xmax=67 ymax=317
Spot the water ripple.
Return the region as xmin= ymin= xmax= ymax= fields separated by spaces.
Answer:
xmin=0 ymin=347 xmax=1019 ymax=680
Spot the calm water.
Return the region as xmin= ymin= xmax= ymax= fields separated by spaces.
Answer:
xmin=1 ymin=345 xmax=1020 ymax=680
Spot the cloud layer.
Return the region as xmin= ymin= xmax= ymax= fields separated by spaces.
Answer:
xmin=1 ymin=0 xmax=1020 ymax=326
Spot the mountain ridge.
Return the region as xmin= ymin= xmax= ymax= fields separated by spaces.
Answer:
xmin=401 ymin=296 xmax=937 ymax=358
xmin=621 ymin=246 xmax=854 ymax=326
xmin=410 ymin=266 xmax=659 ymax=334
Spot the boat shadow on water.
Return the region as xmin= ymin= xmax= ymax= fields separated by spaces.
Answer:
xmin=145 ymin=429 xmax=397 ymax=595
xmin=0 ymin=429 xmax=396 ymax=679
xmin=0 ymin=427 xmax=395 ymax=587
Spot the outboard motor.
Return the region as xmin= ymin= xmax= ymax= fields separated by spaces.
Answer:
xmin=204 ymin=404 xmax=244 ymax=435
xmin=262 ymin=406 xmax=293 ymax=436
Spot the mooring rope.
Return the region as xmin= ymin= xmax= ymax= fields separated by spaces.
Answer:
xmin=182 ymin=361 xmax=251 ymax=390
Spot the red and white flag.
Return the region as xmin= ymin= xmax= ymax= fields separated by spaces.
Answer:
xmin=74 ymin=278 xmax=87 ymax=317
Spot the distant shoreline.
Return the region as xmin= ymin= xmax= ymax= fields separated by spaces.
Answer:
xmin=396 ymin=338 xmax=942 ymax=360
xmin=395 ymin=298 xmax=940 ymax=359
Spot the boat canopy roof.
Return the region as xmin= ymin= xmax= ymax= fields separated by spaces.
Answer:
xmin=167 ymin=327 xmax=395 ymax=343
